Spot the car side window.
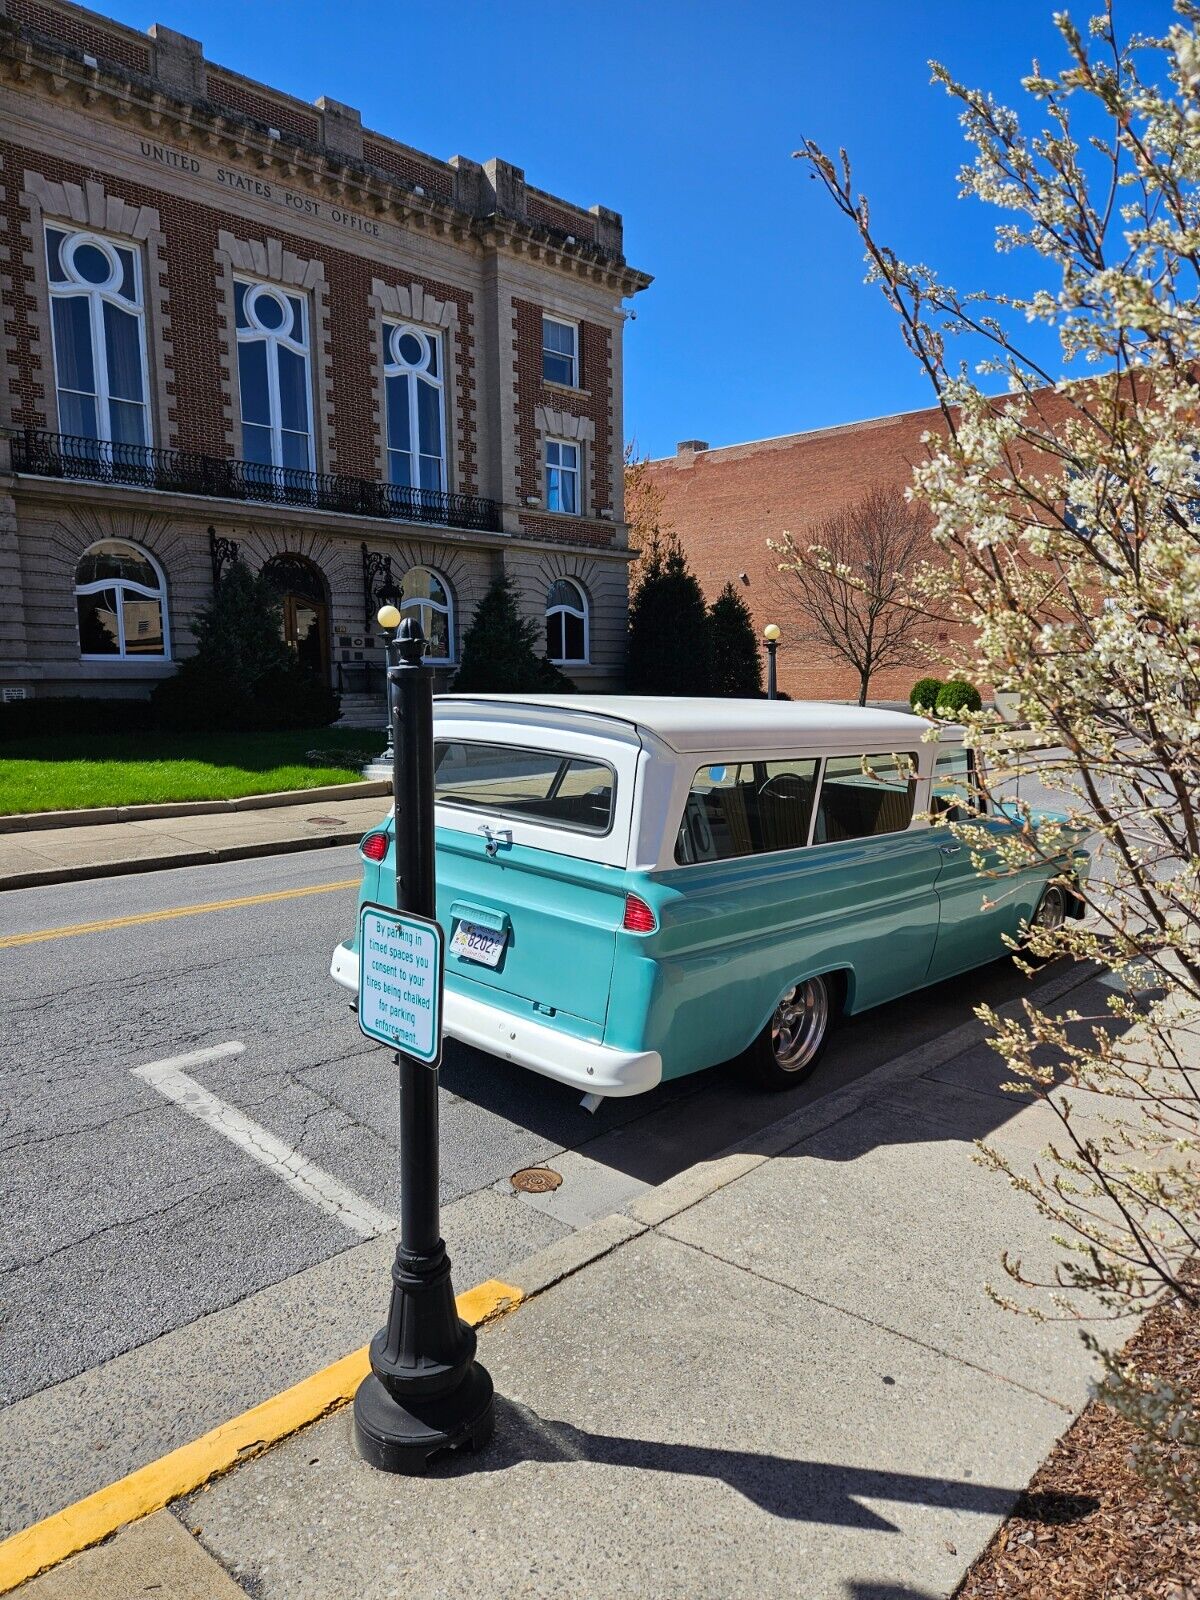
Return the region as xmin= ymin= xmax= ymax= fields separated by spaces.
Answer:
xmin=812 ymin=752 xmax=917 ymax=844
xmin=931 ymin=748 xmax=984 ymax=824
xmin=675 ymin=759 xmax=819 ymax=864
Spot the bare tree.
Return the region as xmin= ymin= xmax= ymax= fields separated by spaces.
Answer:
xmin=772 ymin=487 xmax=929 ymax=705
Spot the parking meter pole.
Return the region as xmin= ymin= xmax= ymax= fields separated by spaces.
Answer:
xmin=352 ymin=616 xmax=495 ymax=1474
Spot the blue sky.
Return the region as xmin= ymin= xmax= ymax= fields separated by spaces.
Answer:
xmin=102 ymin=0 xmax=1169 ymax=457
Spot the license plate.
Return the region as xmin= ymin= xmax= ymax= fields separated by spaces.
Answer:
xmin=450 ymin=918 xmax=507 ymax=968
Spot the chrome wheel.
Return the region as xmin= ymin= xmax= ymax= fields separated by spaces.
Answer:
xmin=1033 ymin=884 xmax=1066 ymax=934
xmin=770 ymin=977 xmax=830 ymax=1073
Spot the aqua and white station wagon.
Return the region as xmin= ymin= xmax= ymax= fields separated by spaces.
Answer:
xmin=331 ymin=696 xmax=1088 ymax=1103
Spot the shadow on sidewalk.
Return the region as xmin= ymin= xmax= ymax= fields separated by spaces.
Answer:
xmin=441 ymin=1398 xmax=1099 ymax=1532
xmin=437 ymin=960 xmax=1148 ymax=1189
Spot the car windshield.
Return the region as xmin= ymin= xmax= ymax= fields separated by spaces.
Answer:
xmin=434 ymin=740 xmax=615 ymax=834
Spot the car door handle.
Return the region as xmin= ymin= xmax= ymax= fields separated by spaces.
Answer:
xmin=939 ymin=841 xmax=964 ymax=856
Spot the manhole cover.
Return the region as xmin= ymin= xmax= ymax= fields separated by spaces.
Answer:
xmin=306 ymin=816 xmax=344 ymax=827
xmin=511 ymin=1166 xmax=563 ymax=1195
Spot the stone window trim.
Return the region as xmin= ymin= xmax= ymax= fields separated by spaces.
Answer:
xmin=534 ymin=406 xmax=595 ymax=516
xmin=19 ymin=172 xmax=175 ymax=450
xmin=368 ymin=279 xmax=460 ymax=491
xmin=215 ymin=231 xmax=334 ymax=471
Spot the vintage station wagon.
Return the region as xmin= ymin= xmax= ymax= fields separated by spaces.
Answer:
xmin=331 ymin=697 xmax=1088 ymax=1103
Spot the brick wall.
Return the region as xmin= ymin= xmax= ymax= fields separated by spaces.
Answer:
xmin=205 ymin=74 xmax=319 ymax=142
xmin=645 ymin=408 xmax=974 ymax=702
xmin=2 ymin=141 xmax=478 ymax=487
xmin=526 ymin=194 xmax=595 ymax=242
xmin=512 ymin=297 xmax=612 ymax=540
xmin=7 ymin=0 xmax=150 ymax=73
xmin=361 ymin=140 xmax=452 ymax=203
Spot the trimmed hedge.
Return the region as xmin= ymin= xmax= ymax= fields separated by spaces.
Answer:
xmin=909 ymin=676 xmax=944 ymax=711
xmin=0 ymin=696 xmax=157 ymax=742
xmin=936 ymin=678 xmax=983 ymax=716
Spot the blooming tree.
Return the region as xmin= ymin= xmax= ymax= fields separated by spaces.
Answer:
xmin=798 ymin=2 xmax=1200 ymax=1508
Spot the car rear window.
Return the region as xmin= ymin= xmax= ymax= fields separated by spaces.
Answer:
xmin=812 ymin=752 xmax=917 ymax=843
xmin=434 ymin=740 xmax=615 ymax=834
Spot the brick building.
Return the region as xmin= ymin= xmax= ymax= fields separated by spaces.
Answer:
xmin=645 ymin=405 xmax=956 ymax=703
xmin=0 ymin=0 xmax=651 ymax=710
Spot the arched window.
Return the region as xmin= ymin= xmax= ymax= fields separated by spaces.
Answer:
xmin=399 ymin=566 xmax=453 ymax=663
xmin=234 ymin=280 xmax=313 ymax=471
xmin=46 ymin=227 xmax=150 ymax=447
xmin=384 ymin=325 xmax=445 ymax=492
xmin=75 ymin=540 xmax=169 ymax=659
xmin=546 ymin=578 xmax=588 ymax=664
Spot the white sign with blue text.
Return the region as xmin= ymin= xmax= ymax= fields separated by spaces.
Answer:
xmin=357 ymin=902 xmax=444 ymax=1066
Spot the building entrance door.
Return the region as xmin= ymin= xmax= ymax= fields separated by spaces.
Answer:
xmin=261 ymin=555 xmax=330 ymax=679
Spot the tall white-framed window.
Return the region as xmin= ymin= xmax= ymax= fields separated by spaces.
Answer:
xmin=234 ymin=280 xmax=314 ymax=471
xmin=74 ymin=539 xmax=170 ymax=660
xmin=384 ymin=324 xmax=446 ymax=492
xmin=542 ymin=315 xmax=578 ymax=387
xmin=46 ymin=227 xmax=151 ymax=447
xmin=546 ymin=578 xmax=589 ymax=664
xmin=545 ymin=439 xmax=581 ymax=514
xmin=400 ymin=565 xmax=454 ymax=663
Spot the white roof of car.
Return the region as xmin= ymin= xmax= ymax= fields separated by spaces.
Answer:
xmin=437 ymin=695 xmax=938 ymax=755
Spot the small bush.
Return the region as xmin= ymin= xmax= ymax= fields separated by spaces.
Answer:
xmin=453 ymin=574 xmax=573 ymax=694
xmin=909 ymin=676 xmax=944 ymax=711
xmin=935 ymin=678 xmax=983 ymax=716
xmin=149 ymin=565 xmax=340 ymax=731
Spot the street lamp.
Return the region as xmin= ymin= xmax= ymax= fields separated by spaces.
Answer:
xmin=763 ymin=623 xmax=781 ymax=700
xmin=365 ymin=604 xmax=403 ymax=782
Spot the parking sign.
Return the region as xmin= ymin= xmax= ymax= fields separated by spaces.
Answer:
xmin=357 ymin=902 xmax=444 ymax=1066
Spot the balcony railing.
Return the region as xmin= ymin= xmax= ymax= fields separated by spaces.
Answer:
xmin=12 ymin=429 xmax=504 ymax=535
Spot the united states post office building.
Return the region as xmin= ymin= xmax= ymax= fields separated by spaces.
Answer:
xmin=0 ymin=0 xmax=651 ymax=708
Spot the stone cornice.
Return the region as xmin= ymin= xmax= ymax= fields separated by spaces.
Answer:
xmin=0 ymin=17 xmax=653 ymax=298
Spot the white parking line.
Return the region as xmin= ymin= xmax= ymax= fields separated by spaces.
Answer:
xmin=131 ymin=1043 xmax=398 ymax=1240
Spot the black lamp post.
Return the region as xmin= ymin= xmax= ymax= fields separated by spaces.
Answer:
xmin=352 ymin=614 xmax=495 ymax=1473
xmin=764 ymin=623 xmax=780 ymax=700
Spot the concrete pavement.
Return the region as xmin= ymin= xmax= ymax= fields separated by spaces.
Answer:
xmin=11 ymin=959 xmax=1130 ymax=1600
xmin=0 ymin=793 xmax=389 ymax=889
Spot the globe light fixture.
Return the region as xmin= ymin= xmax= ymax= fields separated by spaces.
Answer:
xmin=377 ymin=603 xmax=402 ymax=630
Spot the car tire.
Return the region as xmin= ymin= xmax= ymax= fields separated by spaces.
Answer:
xmin=1028 ymin=882 xmax=1067 ymax=940
xmin=747 ymin=973 xmax=835 ymax=1090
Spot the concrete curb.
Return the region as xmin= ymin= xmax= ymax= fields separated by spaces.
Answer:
xmin=0 ymin=828 xmax=366 ymax=893
xmin=0 ymin=780 xmax=390 ymax=834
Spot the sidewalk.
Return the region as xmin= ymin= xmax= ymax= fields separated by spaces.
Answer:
xmin=11 ymin=963 xmax=1126 ymax=1599
xmin=0 ymin=792 xmax=389 ymax=891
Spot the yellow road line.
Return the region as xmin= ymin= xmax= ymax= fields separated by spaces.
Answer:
xmin=0 ymin=879 xmax=360 ymax=950
xmin=0 ymin=1279 xmax=523 ymax=1594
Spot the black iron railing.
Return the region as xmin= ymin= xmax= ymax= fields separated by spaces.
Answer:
xmin=12 ymin=429 xmax=504 ymax=534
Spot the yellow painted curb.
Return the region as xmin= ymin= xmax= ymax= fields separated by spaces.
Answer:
xmin=0 ymin=1278 xmax=523 ymax=1595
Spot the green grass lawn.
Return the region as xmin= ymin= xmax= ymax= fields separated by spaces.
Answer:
xmin=0 ymin=728 xmax=388 ymax=814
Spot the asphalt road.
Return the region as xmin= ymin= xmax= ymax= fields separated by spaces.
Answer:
xmin=0 ymin=840 xmax=1069 ymax=1527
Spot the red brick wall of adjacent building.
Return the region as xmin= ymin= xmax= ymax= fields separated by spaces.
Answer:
xmin=1 ymin=141 xmax=478 ymax=489
xmin=644 ymin=407 xmax=971 ymax=702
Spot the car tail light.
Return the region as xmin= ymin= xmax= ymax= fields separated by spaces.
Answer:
xmin=623 ymin=893 xmax=657 ymax=933
xmin=360 ymin=831 xmax=389 ymax=862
